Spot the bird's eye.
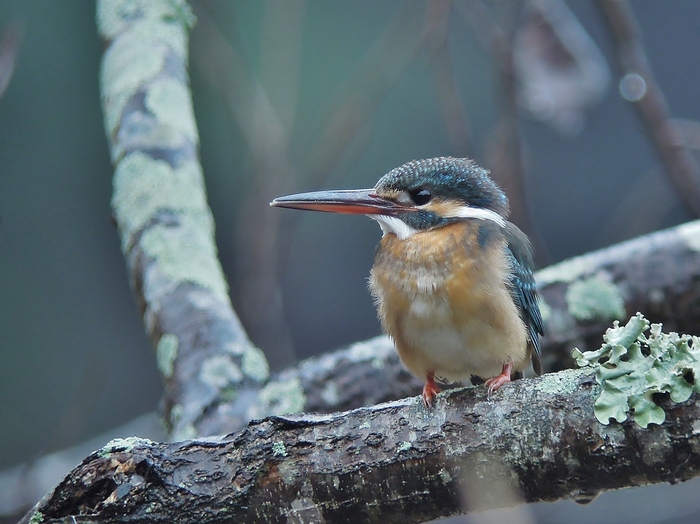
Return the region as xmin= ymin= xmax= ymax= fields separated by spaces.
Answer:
xmin=409 ymin=188 xmax=432 ymax=206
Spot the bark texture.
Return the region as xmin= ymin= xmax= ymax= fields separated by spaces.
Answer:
xmin=20 ymin=369 xmax=700 ymax=524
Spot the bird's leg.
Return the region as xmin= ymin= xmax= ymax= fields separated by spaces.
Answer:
xmin=485 ymin=360 xmax=514 ymax=397
xmin=422 ymin=371 xmax=441 ymax=408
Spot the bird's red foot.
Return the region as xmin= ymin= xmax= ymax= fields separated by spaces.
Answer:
xmin=485 ymin=361 xmax=514 ymax=397
xmin=422 ymin=371 xmax=441 ymax=408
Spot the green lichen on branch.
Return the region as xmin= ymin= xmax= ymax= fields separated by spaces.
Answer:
xmin=565 ymin=275 xmax=625 ymax=322
xmin=27 ymin=511 xmax=43 ymax=524
xmin=573 ymin=312 xmax=700 ymax=427
xmin=156 ymin=333 xmax=179 ymax=379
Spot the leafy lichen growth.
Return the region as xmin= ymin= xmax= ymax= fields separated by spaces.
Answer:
xmin=272 ymin=441 xmax=288 ymax=457
xmin=397 ymin=441 xmax=412 ymax=452
xmin=573 ymin=312 xmax=700 ymax=427
xmin=28 ymin=511 xmax=43 ymax=524
xmin=566 ymin=275 xmax=625 ymax=322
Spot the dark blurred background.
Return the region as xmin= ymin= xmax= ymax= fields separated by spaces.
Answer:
xmin=1 ymin=0 xmax=700 ymax=521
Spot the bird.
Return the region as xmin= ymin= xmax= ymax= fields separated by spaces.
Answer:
xmin=270 ymin=157 xmax=543 ymax=408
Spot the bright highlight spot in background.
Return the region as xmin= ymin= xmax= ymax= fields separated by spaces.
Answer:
xmin=619 ymin=72 xmax=647 ymax=101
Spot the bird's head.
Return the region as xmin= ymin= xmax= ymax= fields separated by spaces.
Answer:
xmin=270 ymin=157 xmax=509 ymax=240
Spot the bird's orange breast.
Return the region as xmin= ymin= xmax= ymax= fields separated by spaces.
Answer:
xmin=369 ymin=221 xmax=529 ymax=382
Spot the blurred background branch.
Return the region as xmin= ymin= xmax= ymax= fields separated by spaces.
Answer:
xmin=597 ymin=0 xmax=700 ymax=218
xmin=0 ymin=19 xmax=22 ymax=100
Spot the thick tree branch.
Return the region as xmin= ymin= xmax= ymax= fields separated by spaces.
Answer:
xmin=20 ymin=369 xmax=700 ymax=524
xmin=9 ymin=219 xmax=700 ymax=518
xmin=97 ymin=0 xmax=270 ymax=440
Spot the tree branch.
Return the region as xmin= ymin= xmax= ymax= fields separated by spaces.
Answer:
xmin=97 ymin=0 xmax=270 ymax=440
xmin=537 ymin=219 xmax=700 ymax=371
xmin=9 ymin=218 xmax=700 ymax=518
xmin=20 ymin=368 xmax=700 ymax=523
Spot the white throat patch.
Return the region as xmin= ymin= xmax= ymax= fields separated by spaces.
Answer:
xmin=368 ymin=215 xmax=418 ymax=240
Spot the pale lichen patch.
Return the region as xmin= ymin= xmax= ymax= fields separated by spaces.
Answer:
xmin=533 ymin=368 xmax=589 ymax=396
xmin=145 ymin=77 xmax=198 ymax=142
xmin=241 ymin=345 xmax=270 ymax=382
xmin=156 ymin=333 xmax=178 ymax=378
xmin=272 ymin=441 xmax=288 ymax=457
xmin=97 ymin=0 xmax=195 ymax=51
xmin=535 ymin=256 xmax=593 ymax=285
xmin=170 ymin=403 xmax=184 ymax=425
xmin=320 ymin=381 xmax=339 ymax=406
xmin=140 ymin=219 xmax=228 ymax=301
xmin=565 ymin=275 xmax=625 ymax=322
xmin=112 ymin=153 xmax=210 ymax=245
xmin=27 ymin=511 xmax=44 ymax=524
xmin=397 ymin=441 xmax=412 ymax=452
xmin=251 ymin=377 xmax=306 ymax=418
xmin=100 ymin=436 xmax=154 ymax=457
xmin=438 ymin=468 xmax=452 ymax=485
xmin=100 ymin=33 xmax=166 ymax=137
xmin=223 ymin=341 xmax=249 ymax=356
xmin=200 ymin=355 xmax=243 ymax=388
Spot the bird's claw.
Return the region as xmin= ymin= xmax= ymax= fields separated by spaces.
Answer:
xmin=484 ymin=361 xmax=514 ymax=398
xmin=485 ymin=373 xmax=511 ymax=397
xmin=422 ymin=372 xmax=441 ymax=408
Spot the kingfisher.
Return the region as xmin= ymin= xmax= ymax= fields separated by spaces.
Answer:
xmin=271 ymin=157 xmax=543 ymax=407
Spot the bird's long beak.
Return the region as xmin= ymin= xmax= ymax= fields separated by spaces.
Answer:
xmin=270 ymin=189 xmax=401 ymax=215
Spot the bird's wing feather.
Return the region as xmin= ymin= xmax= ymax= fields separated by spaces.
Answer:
xmin=502 ymin=222 xmax=544 ymax=375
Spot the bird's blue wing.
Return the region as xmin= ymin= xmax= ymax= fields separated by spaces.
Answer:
xmin=503 ymin=222 xmax=544 ymax=375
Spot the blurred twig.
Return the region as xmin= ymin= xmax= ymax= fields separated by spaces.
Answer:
xmin=192 ymin=2 xmax=303 ymax=366
xmin=300 ymin=0 xmax=427 ymax=186
xmin=0 ymin=20 xmax=23 ymax=100
xmin=457 ymin=0 xmax=548 ymax=263
xmin=193 ymin=2 xmax=428 ymax=363
xmin=597 ymin=0 xmax=700 ymax=217
xmin=425 ymin=0 xmax=473 ymax=156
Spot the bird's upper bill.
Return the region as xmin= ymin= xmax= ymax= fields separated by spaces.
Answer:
xmin=270 ymin=189 xmax=405 ymax=216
